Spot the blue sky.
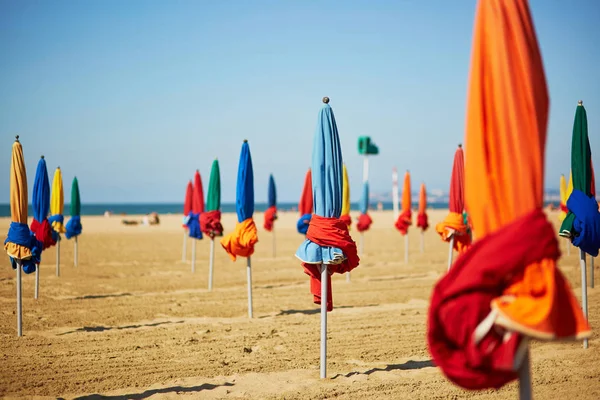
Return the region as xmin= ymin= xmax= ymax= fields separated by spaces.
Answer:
xmin=1 ymin=0 xmax=598 ymax=203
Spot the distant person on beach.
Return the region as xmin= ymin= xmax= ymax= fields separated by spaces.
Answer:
xmin=122 ymin=212 xmax=160 ymax=226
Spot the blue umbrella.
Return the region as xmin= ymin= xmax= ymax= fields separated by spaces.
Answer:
xmin=359 ymin=182 xmax=369 ymax=214
xmin=237 ymin=141 xmax=254 ymax=222
xmin=268 ymin=174 xmax=276 ymax=208
xmin=31 ymin=156 xmax=52 ymax=299
xmin=295 ymin=97 xmax=359 ymax=379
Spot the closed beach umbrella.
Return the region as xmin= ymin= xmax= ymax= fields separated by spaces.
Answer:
xmin=356 ymin=182 xmax=372 ymax=233
xmin=49 ymin=167 xmax=65 ymax=276
xmin=558 ymin=174 xmax=567 ymax=222
xmin=5 ymin=136 xmax=41 ymax=336
xmin=435 ymin=145 xmax=471 ymax=269
xmin=416 ymin=182 xmax=428 ymax=252
xmin=297 ymin=169 xmax=313 ymax=234
xmin=30 ymin=156 xmax=54 ymax=299
xmin=221 ymin=140 xmax=258 ymax=318
xmin=187 ymin=170 xmax=204 ymax=273
xmin=340 ymin=164 xmax=352 ymax=229
xmin=263 ymin=174 xmax=277 ymax=232
xmin=428 ymin=1 xmax=590 ymax=397
xmin=395 ymin=171 xmax=412 ymax=263
xmin=295 ymin=97 xmax=359 ymax=378
xmin=202 ymin=159 xmax=224 ymax=290
xmin=181 ymin=180 xmax=193 ymax=262
xmin=65 ymin=177 xmax=82 ymax=266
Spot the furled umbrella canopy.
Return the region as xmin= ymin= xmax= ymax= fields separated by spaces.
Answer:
xmin=263 ymin=174 xmax=277 ymax=232
xmin=559 ymin=102 xmax=600 ymax=256
xmin=221 ymin=141 xmax=258 ymax=260
xmin=297 ymin=169 xmax=313 ymax=234
xmin=30 ymin=157 xmax=55 ymax=249
xmin=182 ymin=180 xmax=193 ymax=229
xmin=186 ymin=170 xmax=204 ymax=240
xmin=65 ymin=177 xmax=82 ymax=239
xmin=428 ymin=0 xmax=590 ymax=391
xmin=435 ymin=145 xmax=471 ymax=252
xmin=416 ymin=183 xmax=429 ymax=231
xmin=295 ymin=98 xmax=359 ymax=311
xmin=394 ymin=171 xmax=412 ymax=234
xmin=49 ymin=167 xmax=66 ymax=237
xmin=558 ymin=174 xmax=568 ymax=222
xmin=5 ymin=137 xmax=41 ymax=273
xmin=356 ymin=182 xmax=372 ymax=232
xmin=201 ymin=159 xmax=224 ymax=238
xmin=340 ymin=164 xmax=352 ymax=229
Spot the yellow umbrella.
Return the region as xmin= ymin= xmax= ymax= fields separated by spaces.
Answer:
xmin=5 ymin=137 xmax=31 ymax=261
xmin=558 ymin=174 xmax=567 ymax=222
xmin=50 ymin=167 xmax=66 ymax=233
xmin=340 ymin=164 xmax=351 ymax=229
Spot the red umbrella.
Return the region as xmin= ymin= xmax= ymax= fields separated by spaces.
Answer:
xmin=297 ymin=169 xmax=313 ymax=234
xmin=182 ymin=180 xmax=192 ymax=229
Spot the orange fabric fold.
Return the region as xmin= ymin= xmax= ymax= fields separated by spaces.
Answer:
xmin=435 ymin=212 xmax=472 ymax=253
xmin=220 ymin=218 xmax=258 ymax=261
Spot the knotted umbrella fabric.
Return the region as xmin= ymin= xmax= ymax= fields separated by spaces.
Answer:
xmin=295 ymin=99 xmax=359 ymax=311
xmin=340 ymin=164 xmax=352 ymax=229
xmin=65 ymin=177 xmax=82 ymax=239
xmin=356 ymin=182 xmax=372 ymax=232
xmin=221 ymin=141 xmax=258 ymax=260
xmin=264 ymin=174 xmax=277 ymax=232
xmin=416 ymin=183 xmax=429 ymax=231
xmin=186 ymin=171 xmax=204 ymax=240
xmin=201 ymin=160 xmax=224 ymax=238
xmin=395 ymin=171 xmax=412 ymax=234
xmin=428 ymin=0 xmax=591 ymax=391
xmin=436 ymin=145 xmax=471 ymax=252
xmin=31 ymin=157 xmax=55 ymax=249
xmin=559 ymin=103 xmax=600 ymax=256
xmin=297 ymin=169 xmax=313 ymax=234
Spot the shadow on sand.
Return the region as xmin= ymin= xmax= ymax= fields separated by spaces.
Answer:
xmin=274 ymin=304 xmax=379 ymax=317
xmin=332 ymin=359 xmax=435 ymax=379
xmin=72 ymin=293 xmax=133 ymax=300
xmin=57 ymin=320 xmax=184 ymax=335
xmin=70 ymin=382 xmax=234 ymax=400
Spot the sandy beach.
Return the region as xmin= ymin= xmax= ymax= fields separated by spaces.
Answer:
xmin=1 ymin=209 xmax=599 ymax=399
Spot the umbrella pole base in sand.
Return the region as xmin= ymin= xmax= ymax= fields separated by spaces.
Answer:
xmin=208 ymin=239 xmax=215 ymax=291
xmin=404 ymin=235 xmax=409 ymax=264
xmin=518 ymin=346 xmax=532 ymax=400
xmin=182 ymin=231 xmax=187 ymax=262
xmin=580 ymin=249 xmax=589 ymax=349
xmin=16 ymin=261 xmax=22 ymax=337
xmin=56 ymin=240 xmax=60 ymax=277
xmin=591 ymin=256 xmax=595 ymax=289
xmin=191 ymin=239 xmax=196 ymax=273
xmin=447 ymin=235 xmax=455 ymax=271
xmin=247 ymin=257 xmax=253 ymax=319
xmin=272 ymin=229 xmax=276 ymax=258
xmin=74 ymin=236 xmax=78 ymax=267
xmin=420 ymin=231 xmax=424 ymax=253
xmin=34 ymin=265 xmax=39 ymax=299
xmin=320 ymin=263 xmax=328 ymax=379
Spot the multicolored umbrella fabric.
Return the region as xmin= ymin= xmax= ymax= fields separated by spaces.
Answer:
xmin=340 ymin=164 xmax=352 ymax=229
xmin=201 ymin=159 xmax=224 ymax=238
xmin=394 ymin=171 xmax=412 ymax=234
xmin=295 ymin=98 xmax=359 ymax=311
xmin=559 ymin=102 xmax=600 ymax=256
xmin=263 ymin=174 xmax=277 ymax=231
xmin=435 ymin=145 xmax=471 ymax=252
xmin=428 ymin=0 xmax=590 ymax=390
xmin=49 ymin=167 xmax=65 ymax=235
xmin=297 ymin=169 xmax=313 ymax=234
xmin=221 ymin=141 xmax=258 ymax=260
xmin=356 ymin=182 xmax=372 ymax=232
xmin=186 ymin=170 xmax=204 ymax=240
xmin=65 ymin=177 xmax=82 ymax=239
xmin=4 ymin=137 xmax=40 ymax=273
xmin=416 ymin=183 xmax=429 ymax=231
xmin=31 ymin=156 xmax=55 ymax=249
xmin=182 ymin=180 xmax=193 ymax=229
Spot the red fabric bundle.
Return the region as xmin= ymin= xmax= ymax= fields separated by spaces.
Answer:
xmin=30 ymin=219 xmax=56 ymax=249
xmin=302 ymin=215 xmax=360 ymax=311
xmin=395 ymin=209 xmax=412 ymax=235
xmin=356 ymin=213 xmax=372 ymax=232
xmin=263 ymin=206 xmax=277 ymax=232
xmin=417 ymin=212 xmax=429 ymax=231
xmin=339 ymin=214 xmax=352 ymax=229
xmin=200 ymin=210 xmax=223 ymax=238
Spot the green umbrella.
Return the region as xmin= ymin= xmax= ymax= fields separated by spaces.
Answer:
xmin=71 ymin=177 xmax=81 ymax=217
xmin=206 ymin=159 xmax=221 ymax=211
xmin=560 ymin=101 xmax=592 ymax=237
xmin=65 ymin=176 xmax=82 ymax=267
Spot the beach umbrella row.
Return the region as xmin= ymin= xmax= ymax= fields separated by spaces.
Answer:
xmin=428 ymin=2 xmax=590 ymax=400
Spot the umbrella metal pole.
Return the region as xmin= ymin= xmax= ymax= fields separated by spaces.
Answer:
xmin=247 ymin=257 xmax=253 ymax=318
xmin=208 ymin=239 xmax=215 ymax=291
xmin=191 ymin=239 xmax=196 ymax=273
xmin=56 ymin=240 xmax=60 ymax=277
xmin=404 ymin=235 xmax=409 ymax=264
xmin=320 ymin=263 xmax=328 ymax=379
xmin=420 ymin=231 xmax=424 ymax=253
xmin=392 ymin=168 xmax=399 ymax=220
xmin=16 ymin=260 xmax=22 ymax=337
xmin=360 ymin=233 xmax=364 ymax=256
xmin=34 ymin=265 xmax=39 ymax=299
xmin=518 ymin=348 xmax=532 ymax=400
xmin=590 ymin=255 xmax=594 ymax=289
xmin=363 ymin=156 xmax=369 ymax=183
xmin=580 ymin=249 xmax=588 ymax=349
xmin=272 ymin=228 xmax=276 ymax=258
xmin=448 ymin=235 xmax=455 ymax=271
xmin=74 ymin=236 xmax=78 ymax=267
xmin=182 ymin=231 xmax=187 ymax=262
xmin=567 ymin=241 xmax=571 ymax=256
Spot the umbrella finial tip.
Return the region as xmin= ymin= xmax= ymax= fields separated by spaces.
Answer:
xmin=41 ymin=155 xmax=44 ymax=159
xmin=322 ymin=96 xmax=330 ymax=104
xmin=243 ymin=139 xmax=248 ymax=143
xmin=578 ymin=100 xmax=583 ymax=106
xmin=15 ymin=135 xmax=19 ymax=141
xmin=458 ymin=143 xmax=462 ymax=148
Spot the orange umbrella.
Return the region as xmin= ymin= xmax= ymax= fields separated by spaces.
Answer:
xmin=394 ymin=171 xmax=412 ymax=234
xmin=428 ymin=0 xmax=590 ymax=392
xmin=416 ymin=182 xmax=428 ymax=253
